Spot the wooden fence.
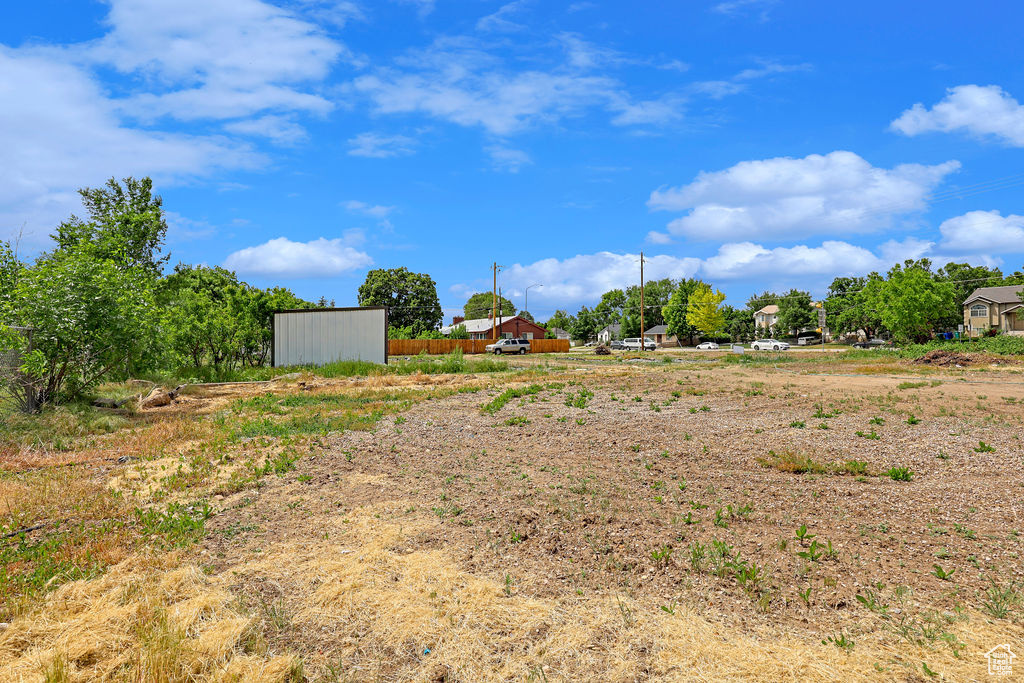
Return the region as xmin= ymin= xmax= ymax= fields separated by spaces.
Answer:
xmin=388 ymin=339 xmax=570 ymax=355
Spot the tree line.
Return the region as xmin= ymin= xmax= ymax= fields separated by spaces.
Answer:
xmin=0 ymin=177 xmax=324 ymax=410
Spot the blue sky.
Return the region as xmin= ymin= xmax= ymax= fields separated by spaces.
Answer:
xmin=3 ymin=0 xmax=1024 ymax=323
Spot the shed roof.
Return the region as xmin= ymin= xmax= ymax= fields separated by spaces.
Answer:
xmin=645 ymin=324 xmax=669 ymax=334
xmin=755 ymin=305 xmax=779 ymax=315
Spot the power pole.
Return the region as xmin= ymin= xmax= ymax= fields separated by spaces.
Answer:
xmin=640 ymin=251 xmax=645 ymax=352
xmin=492 ymin=262 xmax=497 ymax=340
xmin=499 ymin=286 xmax=504 ymax=337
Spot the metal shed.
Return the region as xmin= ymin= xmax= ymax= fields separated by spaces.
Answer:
xmin=272 ymin=307 xmax=388 ymax=367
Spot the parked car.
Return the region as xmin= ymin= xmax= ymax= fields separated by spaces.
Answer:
xmin=751 ymin=338 xmax=790 ymax=351
xmin=485 ymin=338 xmax=531 ymax=354
xmin=696 ymin=341 xmax=719 ymax=350
xmin=797 ymin=336 xmax=821 ymax=346
xmin=609 ymin=340 xmax=625 ymax=350
xmin=622 ymin=337 xmax=657 ymax=351
xmin=852 ymin=338 xmax=887 ymax=349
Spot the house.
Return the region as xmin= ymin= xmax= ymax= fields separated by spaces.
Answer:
xmin=440 ymin=315 xmax=547 ymax=340
xmin=963 ymin=285 xmax=1024 ymax=336
xmin=597 ymin=323 xmax=621 ymax=343
xmin=547 ymin=327 xmax=570 ymax=340
xmin=644 ymin=324 xmax=677 ymax=347
xmin=753 ymin=305 xmax=779 ymax=332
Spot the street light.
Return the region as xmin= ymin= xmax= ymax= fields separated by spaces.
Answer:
xmin=524 ymin=284 xmax=542 ymax=318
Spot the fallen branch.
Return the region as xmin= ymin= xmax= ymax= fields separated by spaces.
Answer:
xmin=2 ymin=523 xmax=45 ymax=539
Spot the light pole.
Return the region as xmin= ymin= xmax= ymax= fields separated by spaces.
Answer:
xmin=524 ymin=283 xmax=542 ymax=319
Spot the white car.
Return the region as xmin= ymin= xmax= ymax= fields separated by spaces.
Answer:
xmin=485 ymin=338 xmax=531 ymax=354
xmin=622 ymin=337 xmax=657 ymax=351
xmin=751 ymin=338 xmax=790 ymax=351
xmin=696 ymin=342 xmax=719 ymax=350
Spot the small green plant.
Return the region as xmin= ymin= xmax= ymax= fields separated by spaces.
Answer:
xmin=856 ymin=429 xmax=880 ymax=440
xmin=869 ymin=416 xmax=885 ymax=425
xmin=797 ymin=539 xmax=823 ymax=563
xmin=650 ymin=544 xmax=673 ymax=567
xmin=932 ymin=564 xmax=955 ymax=581
xmin=713 ymin=508 xmax=729 ymax=528
xmin=822 ymin=632 xmax=854 ymax=652
xmin=981 ymin=580 xmax=1021 ymax=618
xmin=974 ymin=441 xmax=996 ymax=453
xmin=795 ymin=524 xmax=815 ymax=545
xmin=503 ymin=416 xmax=530 ymax=426
xmin=817 ymin=422 xmax=830 ymax=430
xmin=789 ymin=420 xmax=805 ymax=428
xmin=798 ymin=586 xmax=812 ymax=606
xmin=906 ymin=415 xmax=921 ymax=425
xmin=886 ymin=467 xmax=913 ymax=482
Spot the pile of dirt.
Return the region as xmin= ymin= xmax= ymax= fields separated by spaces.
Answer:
xmin=912 ymin=349 xmax=975 ymax=366
xmin=594 ymin=344 xmax=611 ymax=356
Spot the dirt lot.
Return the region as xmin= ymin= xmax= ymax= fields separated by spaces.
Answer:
xmin=2 ymin=352 xmax=1023 ymax=681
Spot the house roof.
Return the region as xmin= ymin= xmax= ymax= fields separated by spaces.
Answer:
xmin=440 ymin=315 xmax=540 ymax=334
xmin=754 ymin=305 xmax=779 ymax=315
xmin=963 ymin=285 xmax=1024 ymax=306
xmin=547 ymin=327 xmax=569 ymax=336
xmin=598 ymin=323 xmax=621 ymax=334
xmin=645 ymin=324 xmax=669 ymax=334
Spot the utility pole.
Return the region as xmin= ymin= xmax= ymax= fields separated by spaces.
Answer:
xmin=640 ymin=251 xmax=645 ymax=352
xmin=499 ymin=286 xmax=504 ymax=337
xmin=492 ymin=262 xmax=497 ymax=340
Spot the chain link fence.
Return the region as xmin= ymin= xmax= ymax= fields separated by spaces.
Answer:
xmin=1 ymin=326 xmax=31 ymax=374
xmin=1 ymin=326 xmax=36 ymax=412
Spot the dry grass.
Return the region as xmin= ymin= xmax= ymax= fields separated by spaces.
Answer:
xmin=231 ymin=507 xmax=1022 ymax=681
xmin=0 ymin=553 xmax=297 ymax=682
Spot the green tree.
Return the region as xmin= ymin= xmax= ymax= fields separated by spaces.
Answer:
xmin=463 ymin=292 xmax=515 ymax=319
xmin=826 ymin=275 xmax=885 ymax=340
xmin=51 ymin=177 xmax=169 ymax=277
xmin=775 ymin=289 xmax=814 ymax=337
xmin=685 ymin=285 xmax=727 ymax=336
xmin=569 ymin=306 xmax=598 ymax=342
xmin=447 ymin=324 xmax=470 ymax=339
xmin=358 ymin=267 xmax=442 ymax=336
xmin=545 ymin=309 xmax=575 ymax=333
xmin=3 ymin=244 xmax=156 ymax=409
xmin=662 ymin=278 xmax=706 ymax=345
xmin=872 ymin=260 xmax=954 ymax=342
xmin=594 ymin=289 xmax=626 ymax=328
xmin=723 ymin=305 xmax=754 ymax=342
xmin=518 ymin=310 xmax=535 ymax=323
xmin=0 ymin=241 xmax=21 ymax=312
xmin=621 ymin=278 xmax=675 ymax=337
xmin=746 ymin=291 xmax=779 ymax=314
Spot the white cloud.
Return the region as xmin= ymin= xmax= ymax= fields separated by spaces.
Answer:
xmin=395 ymin=0 xmax=436 ymax=19
xmin=486 ymin=145 xmax=532 ymax=172
xmin=646 ymin=231 xmax=674 ymax=245
xmin=88 ymin=0 xmax=343 ymax=122
xmin=938 ymin=210 xmax=1024 ymax=252
xmin=701 ymin=241 xmax=885 ymax=280
xmin=476 ymin=1 xmax=528 ymax=32
xmin=224 ymin=114 xmax=308 ymax=144
xmin=224 ymin=236 xmax=372 ymax=277
xmin=496 ymin=252 xmax=702 ymax=304
xmin=712 ymin=0 xmax=777 ymax=19
xmin=691 ymin=59 xmax=811 ymax=99
xmin=890 ymin=85 xmax=1024 ymax=146
xmin=344 ymin=200 xmax=395 ymax=218
xmin=347 ymin=132 xmax=417 ymax=158
xmin=0 ymin=46 xmax=260 ymax=245
xmin=649 ymin=151 xmax=960 ymax=242
xmin=352 ymin=37 xmax=685 ymax=135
